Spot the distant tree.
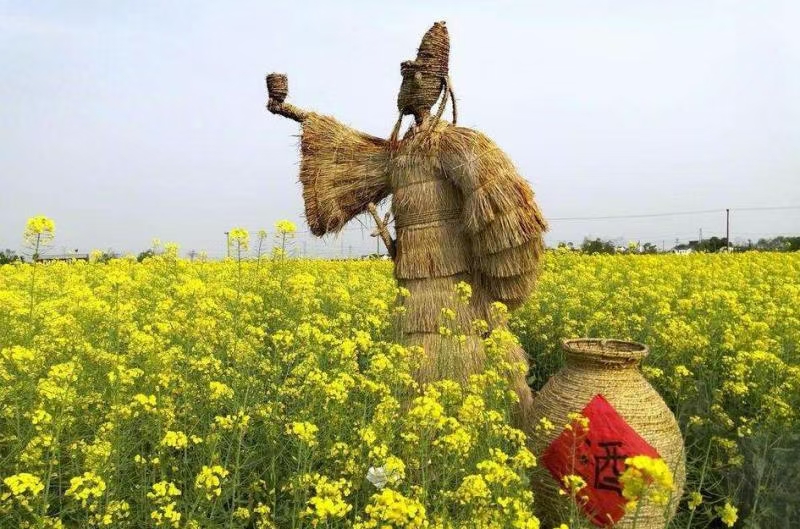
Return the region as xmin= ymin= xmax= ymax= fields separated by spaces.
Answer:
xmin=698 ymin=236 xmax=728 ymax=252
xmin=581 ymin=238 xmax=616 ymax=254
xmin=0 ymin=249 xmax=23 ymax=264
xmin=642 ymin=242 xmax=658 ymax=254
xmin=756 ymin=237 xmax=776 ymax=251
xmin=137 ymin=249 xmax=156 ymax=262
xmin=622 ymin=241 xmax=641 ymax=254
xmin=93 ymin=250 xmax=118 ymax=263
xmin=755 ymin=236 xmax=800 ymax=252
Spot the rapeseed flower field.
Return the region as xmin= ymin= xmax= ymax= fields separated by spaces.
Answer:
xmin=1 ymin=245 xmax=798 ymax=528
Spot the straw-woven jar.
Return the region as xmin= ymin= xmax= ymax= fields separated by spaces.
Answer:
xmin=528 ymin=339 xmax=685 ymax=529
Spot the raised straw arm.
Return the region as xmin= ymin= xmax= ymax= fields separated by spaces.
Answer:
xmin=266 ymin=73 xmax=308 ymax=123
xmin=267 ymin=100 xmax=308 ymax=123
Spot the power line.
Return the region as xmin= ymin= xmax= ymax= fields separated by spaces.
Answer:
xmin=283 ymin=205 xmax=800 ymax=232
xmin=729 ymin=205 xmax=800 ymax=212
xmin=548 ymin=205 xmax=800 ymax=222
xmin=549 ymin=208 xmax=723 ymax=221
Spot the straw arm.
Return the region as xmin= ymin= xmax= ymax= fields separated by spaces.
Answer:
xmin=267 ymin=99 xmax=308 ymax=123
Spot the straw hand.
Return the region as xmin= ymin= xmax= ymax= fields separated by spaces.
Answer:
xmin=265 ymin=73 xmax=307 ymax=123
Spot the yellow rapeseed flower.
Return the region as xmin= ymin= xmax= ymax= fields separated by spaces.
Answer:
xmin=559 ymin=474 xmax=586 ymax=498
xmin=303 ymin=474 xmax=352 ymax=523
xmin=619 ymin=456 xmax=674 ymax=511
xmin=275 ymin=220 xmax=297 ymax=235
xmin=2 ymin=472 xmax=45 ymax=507
xmin=455 ymin=281 xmax=472 ymax=303
xmin=716 ymin=501 xmax=738 ymax=527
xmin=687 ymin=491 xmax=703 ymax=510
xmin=66 ymin=472 xmax=107 ymax=509
xmin=355 ymin=488 xmax=427 ymax=529
xmin=24 ymin=215 xmax=56 ymax=251
xmin=286 ymin=421 xmax=319 ymax=446
xmin=228 ymin=227 xmax=249 ymax=252
xmin=161 ymin=430 xmax=189 ymax=450
xmin=209 ymin=381 xmax=234 ymax=400
xmin=194 ymin=465 xmax=228 ymax=500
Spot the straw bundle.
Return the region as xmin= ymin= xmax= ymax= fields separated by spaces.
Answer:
xmin=407 ymin=333 xmax=486 ymax=383
xmin=439 ymin=126 xmax=547 ymax=309
xmin=381 ymin=120 xmax=545 ymax=423
xmin=298 ymin=113 xmax=391 ymax=236
xmin=407 ymin=331 xmax=533 ymax=425
xmin=398 ymin=22 xmax=450 ymax=116
xmin=394 ymin=221 xmax=471 ymax=279
xmin=276 ymin=18 xmax=549 ymax=433
xmin=392 ymin=179 xmax=461 ymax=220
xmin=266 ymin=73 xmax=289 ymax=103
xmin=293 ymin=107 xmax=546 ymax=425
xmin=472 ymin=239 xmax=540 ymax=278
xmin=528 ymin=339 xmax=686 ymax=529
xmin=397 ymin=273 xmax=488 ymax=334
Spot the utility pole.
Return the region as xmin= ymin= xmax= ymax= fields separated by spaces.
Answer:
xmin=224 ymin=232 xmax=230 ymax=258
xmin=725 ymin=208 xmax=730 ymax=251
xmin=189 ymin=250 xmax=196 ymax=262
xmin=699 ymin=228 xmax=703 ymax=244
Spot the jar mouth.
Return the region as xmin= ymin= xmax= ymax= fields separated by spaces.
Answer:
xmin=562 ymin=338 xmax=648 ymax=365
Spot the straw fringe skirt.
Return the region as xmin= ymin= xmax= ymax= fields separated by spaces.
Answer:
xmin=406 ymin=331 xmax=534 ymax=427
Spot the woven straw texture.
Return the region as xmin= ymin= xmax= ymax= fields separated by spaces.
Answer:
xmin=406 ymin=332 xmax=533 ymax=426
xmin=298 ymin=113 xmax=391 ymax=236
xmin=398 ymin=22 xmax=450 ymax=115
xmin=296 ymin=103 xmax=546 ymax=425
xmin=266 ymin=73 xmax=288 ymax=103
xmin=528 ymin=339 xmax=686 ymax=529
xmin=415 ymin=21 xmax=449 ymax=77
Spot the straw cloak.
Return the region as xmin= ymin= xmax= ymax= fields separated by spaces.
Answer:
xmin=298 ymin=111 xmax=547 ymax=420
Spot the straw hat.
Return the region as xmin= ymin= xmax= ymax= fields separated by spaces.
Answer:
xmin=397 ymin=22 xmax=451 ymax=116
xmin=392 ymin=22 xmax=458 ymax=142
xmin=402 ymin=21 xmax=449 ymax=78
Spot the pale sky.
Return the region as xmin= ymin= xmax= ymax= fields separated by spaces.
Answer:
xmin=2 ymin=0 xmax=799 ymax=257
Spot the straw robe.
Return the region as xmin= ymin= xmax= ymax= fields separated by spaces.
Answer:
xmin=298 ymin=112 xmax=546 ymax=421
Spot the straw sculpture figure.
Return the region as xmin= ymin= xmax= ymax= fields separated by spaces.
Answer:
xmin=266 ymin=22 xmax=547 ymax=423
